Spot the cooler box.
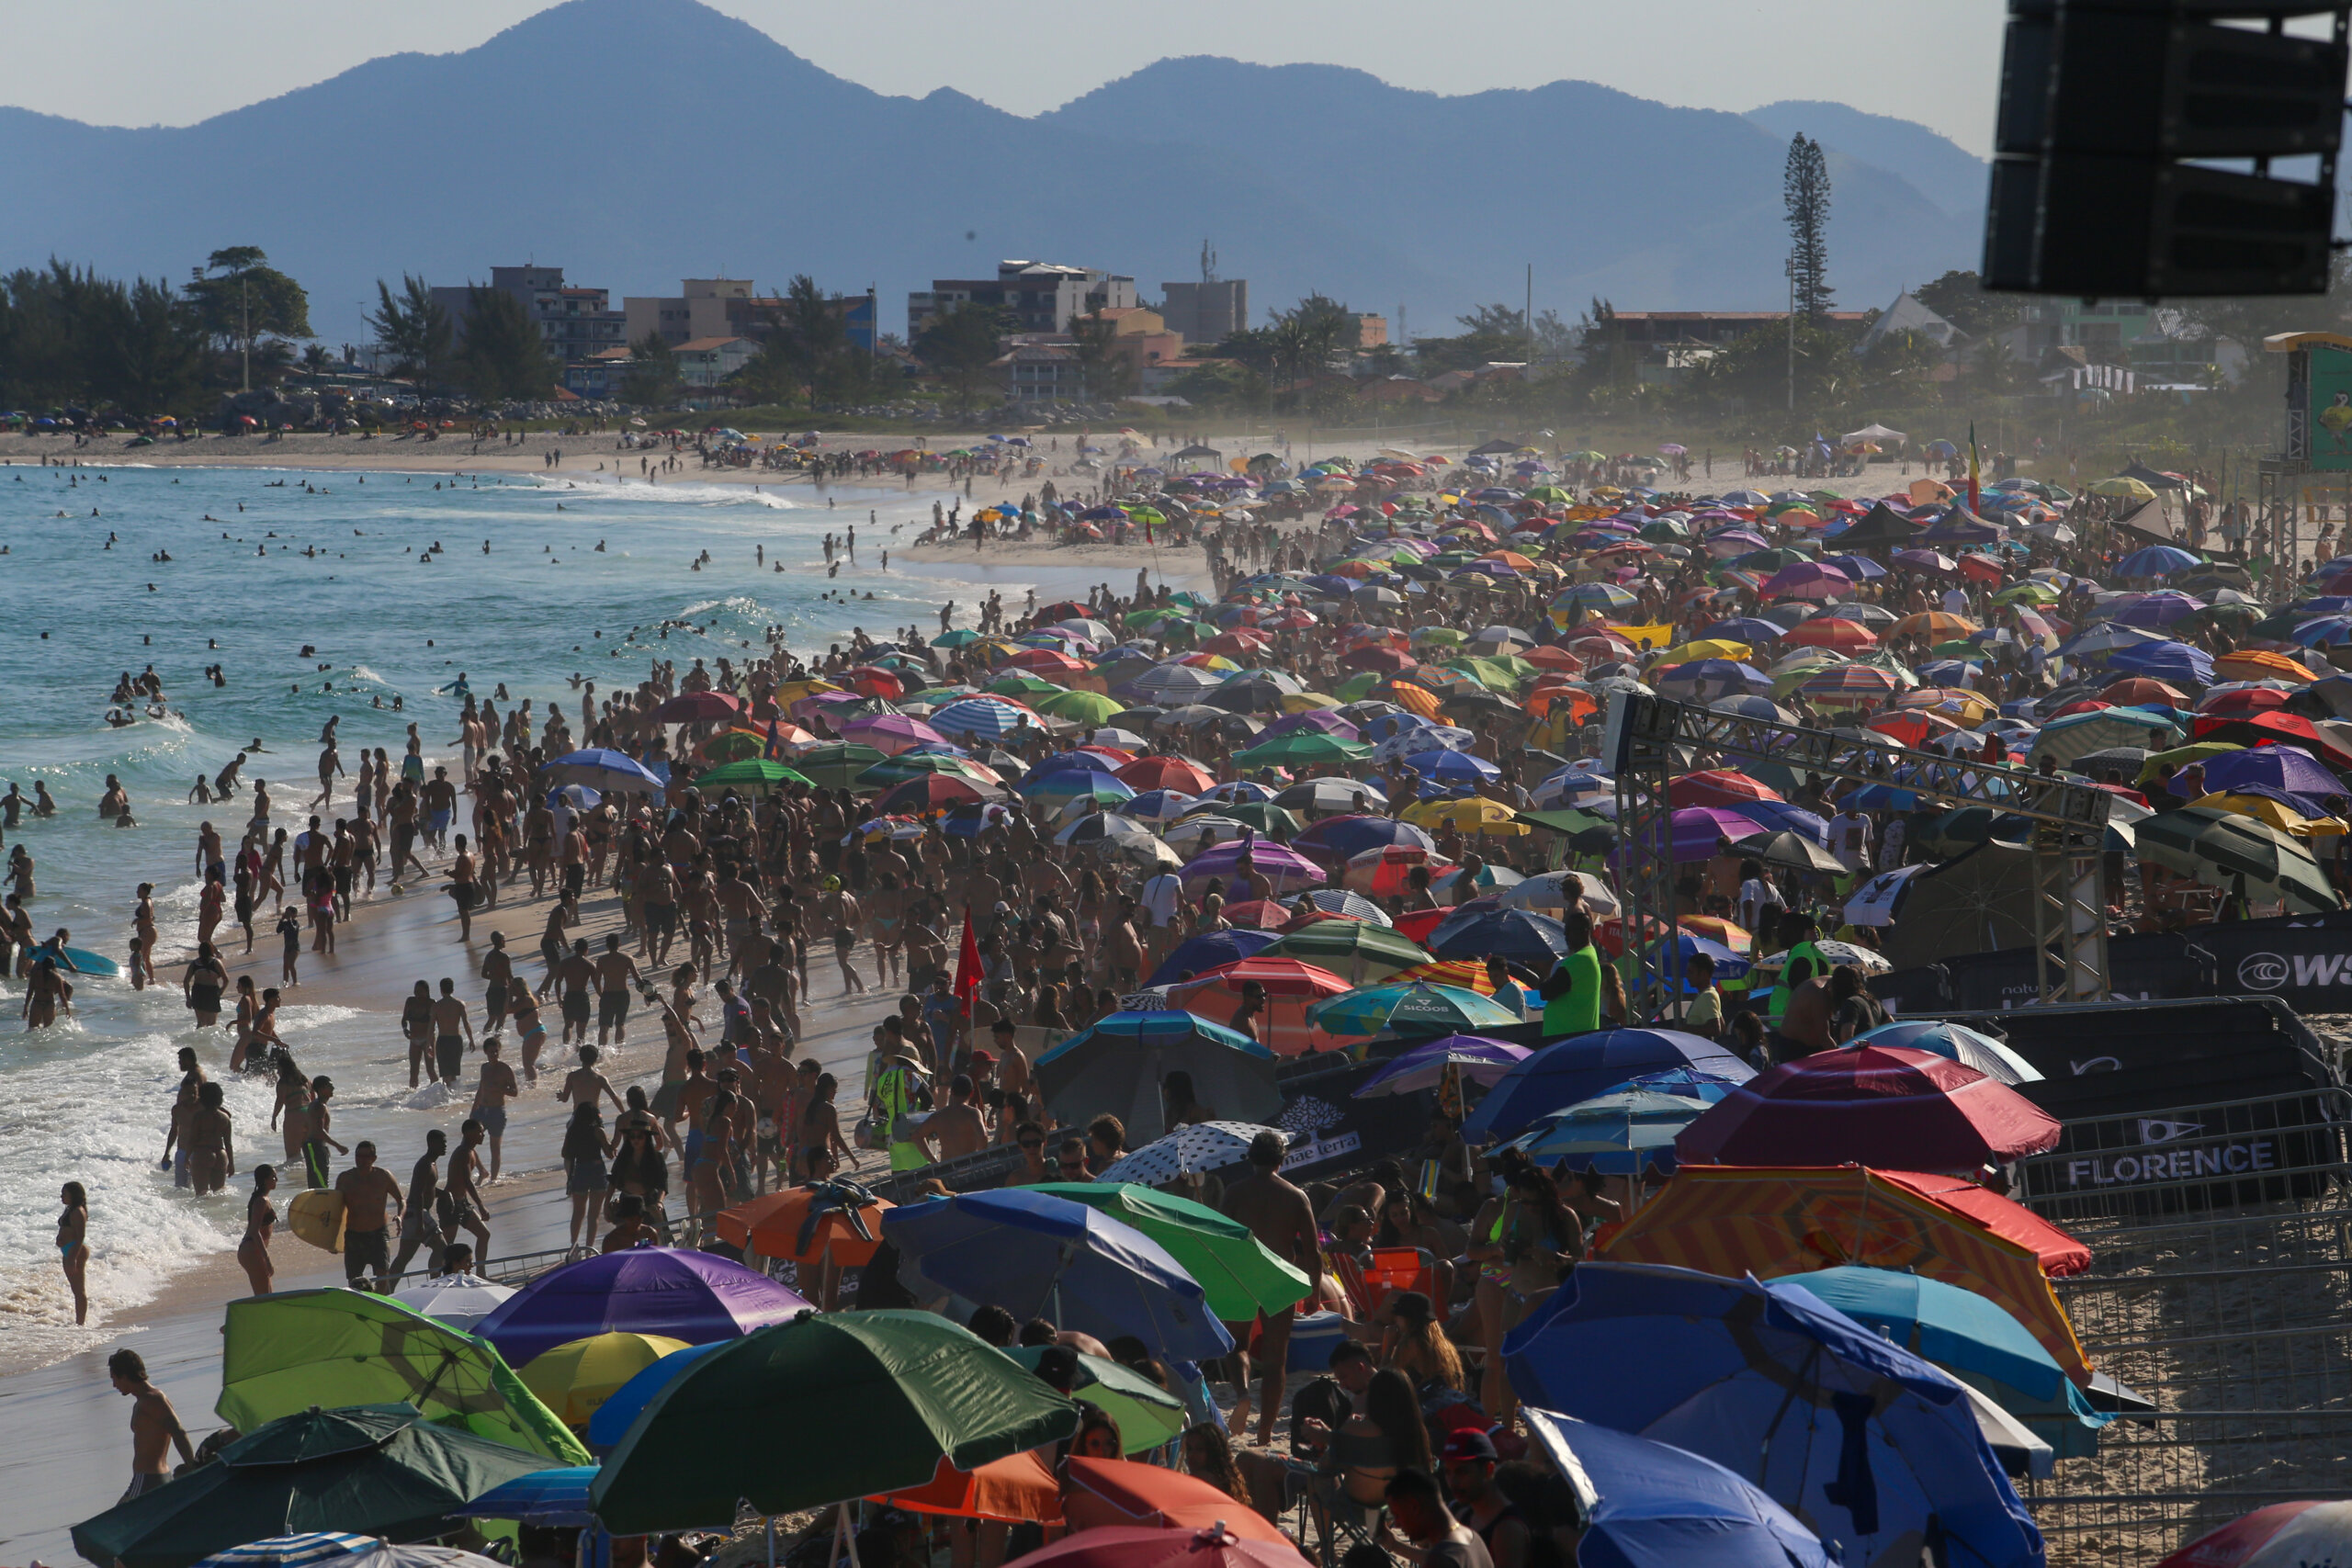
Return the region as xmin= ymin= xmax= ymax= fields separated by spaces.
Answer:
xmin=1286 ymin=1311 xmax=1349 ymax=1373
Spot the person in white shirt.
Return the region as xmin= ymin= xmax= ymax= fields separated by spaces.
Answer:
xmin=1940 ymin=585 xmax=1971 ymax=617
xmin=1827 ymin=808 xmax=1873 ymax=876
xmin=1878 ymin=812 xmax=1909 ymax=870
xmin=1736 ymin=859 xmax=1784 ymax=937
xmin=1136 ymin=869 xmax=1182 ymax=964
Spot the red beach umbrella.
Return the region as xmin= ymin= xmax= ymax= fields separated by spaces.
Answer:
xmin=1675 ymin=1044 xmax=2063 ymax=1171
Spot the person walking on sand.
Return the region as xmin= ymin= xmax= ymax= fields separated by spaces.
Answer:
xmin=389 ymin=1129 xmax=450 ymax=1281
xmin=470 ymin=1034 xmax=518 ymax=1179
xmin=334 ymin=1140 xmax=402 ymax=1292
xmin=431 ymin=977 xmax=474 ymax=1087
xmin=107 ymin=1349 xmax=192 ymax=1503
xmin=59 ymin=1180 xmax=90 ymax=1325
xmin=237 ymin=1165 xmax=278 ymax=1296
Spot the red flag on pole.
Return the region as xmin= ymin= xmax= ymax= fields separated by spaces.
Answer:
xmin=953 ymin=905 xmax=983 ymax=1021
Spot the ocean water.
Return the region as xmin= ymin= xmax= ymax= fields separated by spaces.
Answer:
xmin=0 ymin=458 xmax=1121 ymax=1366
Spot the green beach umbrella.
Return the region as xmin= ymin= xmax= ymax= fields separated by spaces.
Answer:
xmin=2135 ymin=806 xmax=2341 ymax=913
xmin=856 ymin=752 xmax=993 ymax=789
xmin=1183 ymin=800 xmax=1304 ymax=839
xmin=1333 ymin=671 xmax=1384 ymax=702
xmin=933 ymin=628 xmax=984 ymax=648
xmin=795 ymin=742 xmax=889 ymax=792
xmin=1035 ymin=688 xmax=1125 ymax=725
xmin=1307 ymin=980 xmax=1521 ymax=1038
xmin=1003 ymin=1346 xmax=1188 ymax=1450
xmin=218 ymin=1290 xmax=589 ymax=1464
xmin=693 ymin=758 xmax=814 ymax=792
xmin=989 ymin=673 xmax=1067 ymax=698
xmin=73 ymin=1404 xmax=557 ymax=1568
xmin=1260 ymin=919 xmax=1432 ymax=981
xmin=1235 ymin=731 xmax=1370 ymax=769
xmin=1026 ymin=1183 xmax=1313 ymax=1321
xmin=2135 ymin=740 xmax=2243 ymax=785
xmin=589 ymin=1310 xmax=1080 ymax=1535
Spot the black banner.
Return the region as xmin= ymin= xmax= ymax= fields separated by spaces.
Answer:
xmin=1272 ymin=1054 xmax=1437 ymax=1180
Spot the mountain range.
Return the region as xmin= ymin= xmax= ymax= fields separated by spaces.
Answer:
xmin=0 ymin=0 xmax=1991 ymax=345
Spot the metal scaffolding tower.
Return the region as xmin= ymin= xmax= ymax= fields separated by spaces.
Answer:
xmin=1608 ymin=692 xmax=2115 ymax=1011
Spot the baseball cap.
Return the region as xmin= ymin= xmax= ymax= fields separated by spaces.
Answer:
xmin=968 ymin=1049 xmax=995 ymax=1067
xmin=1441 ymin=1429 xmax=1498 ymax=1464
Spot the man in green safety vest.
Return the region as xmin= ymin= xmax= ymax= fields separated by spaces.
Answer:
xmin=1764 ymin=910 xmax=1832 ymax=1062
xmin=1539 ymin=909 xmax=1605 ymax=1038
xmin=871 ymin=1040 xmax=933 ymax=1172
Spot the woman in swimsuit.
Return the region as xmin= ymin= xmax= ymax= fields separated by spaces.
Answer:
xmin=230 ymin=976 xmax=260 ymax=1071
xmin=58 ymin=1181 xmax=89 ymax=1325
xmin=237 ymin=1165 xmax=277 ymax=1295
xmin=184 ymin=942 xmax=229 ymax=1029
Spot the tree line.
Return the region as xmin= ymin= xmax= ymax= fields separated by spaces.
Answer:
xmin=0 ymin=248 xmax=313 ymax=416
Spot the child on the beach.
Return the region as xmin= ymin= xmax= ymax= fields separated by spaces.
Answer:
xmin=277 ymin=906 xmax=301 ymax=984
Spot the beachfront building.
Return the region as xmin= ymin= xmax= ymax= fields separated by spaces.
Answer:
xmin=429 ymin=266 xmax=628 ymax=366
xmin=908 ymin=261 xmax=1136 ymax=339
xmin=1160 ymin=278 xmax=1249 ymax=346
xmin=995 ymin=338 xmax=1085 ymax=402
xmin=674 ymin=336 xmax=758 ymax=390
xmin=623 ymin=280 xmax=877 ymax=355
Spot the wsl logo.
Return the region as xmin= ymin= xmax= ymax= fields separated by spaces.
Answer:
xmin=2238 ymin=953 xmax=2290 ymax=989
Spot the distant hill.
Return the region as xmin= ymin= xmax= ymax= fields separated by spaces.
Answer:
xmin=0 ymin=0 xmax=1982 ymax=343
xmin=1747 ymin=99 xmax=1991 ymax=224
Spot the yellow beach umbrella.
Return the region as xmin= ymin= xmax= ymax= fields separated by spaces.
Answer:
xmin=2190 ymin=792 xmax=2348 ymax=839
xmin=2213 ymin=649 xmax=2319 ymax=685
xmin=1399 ymin=796 xmax=1529 ymax=837
xmin=518 ymin=1332 xmax=692 ymax=1426
xmin=1654 ymin=639 xmax=1755 ymax=665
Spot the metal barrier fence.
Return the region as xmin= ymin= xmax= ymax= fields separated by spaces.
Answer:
xmin=2016 ymin=1090 xmax=2352 ymax=1562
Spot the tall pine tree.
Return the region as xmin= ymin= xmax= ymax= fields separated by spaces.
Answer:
xmin=1784 ymin=133 xmax=1834 ymax=325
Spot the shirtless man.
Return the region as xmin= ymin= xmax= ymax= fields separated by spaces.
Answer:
xmin=559 ymin=1043 xmax=627 ymax=1115
xmin=448 ymin=833 xmax=481 ymax=942
xmin=107 ymin=1349 xmax=194 ymax=1504
xmin=481 ymin=931 xmax=514 ymax=1038
xmin=389 ymin=1129 xmax=450 ymax=1280
xmin=309 ymin=737 xmax=343 ymax=809
xmin=556 ymin=938 xmax=597 ymax=1045
xmin=401 ymin=980 xmax=435 ymax=1089
xmin=430 ymin=977 xmax=474 ymax=1086
xmin=594 ymin=933 xmax=646 ymax=1048
xmin=639 ymin=858 xmax=681 ymax=965
xmin=334 ymin=1140 xmax=403 ymax=1292
xmin=422 ymin=766 xmax=459 ymax=853
xmin=470 ymin=1034 xmax=519 ymax=1179
xmin=919 ymin=1074 xmax=990 ymax=1163
xmin=819 ymin=878 xmax=865 ymax=995
xmin=714 ymin=862 xmax=767 ymax=983
xmin=1222 ymin=1129 xmax=1322 ymax=1444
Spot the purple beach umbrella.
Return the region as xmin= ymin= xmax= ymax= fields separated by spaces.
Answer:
xmin=471 ymin=1247 xmax=813 ymax=1367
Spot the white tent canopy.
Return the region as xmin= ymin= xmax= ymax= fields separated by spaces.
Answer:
xmin=1841 ymin=423 xmax=1909 ymax=446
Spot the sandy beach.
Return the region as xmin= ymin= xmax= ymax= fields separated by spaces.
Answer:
xmin=0 ymin=821 xmax=908 ymax=1562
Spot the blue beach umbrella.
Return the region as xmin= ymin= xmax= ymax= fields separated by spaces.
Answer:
xmin=540 ymin=749 xmax=663 ymax=793
xmin=883 ymin=1189 xmax=1234 ymax=1361
xmin=1508 ymin=1090 xmax=1710 ymax=1173
xmin=192 ymin=1536 xmax=379 ymax=1568
xmin=584 ymin=1340 xmax=728 ymax=1450
xmin=1145 ymin=929 xmax=1283 ymax=987
xmin=1791 ymin=1266 xmax=2110 ymax=1459
xmin=454 ymin=1465 xmax=606 ymax=1528
xmin=1522 ymin=1412 xmax=1837 ymax=1568
xmin=1465 ymin=1030 xmax=1755 ymax=1140
xmin=1401 ymin=750 xmax=1502 ymax=784
xmin=2117 ymin=544 xmax=2201 ymax=578
xmin=1505 ymin=1264 xmax=2044 ymax=1568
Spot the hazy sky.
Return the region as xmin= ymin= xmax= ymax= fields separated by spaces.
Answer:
xmin=3 ymin=0 xmax=2004 ymax=153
